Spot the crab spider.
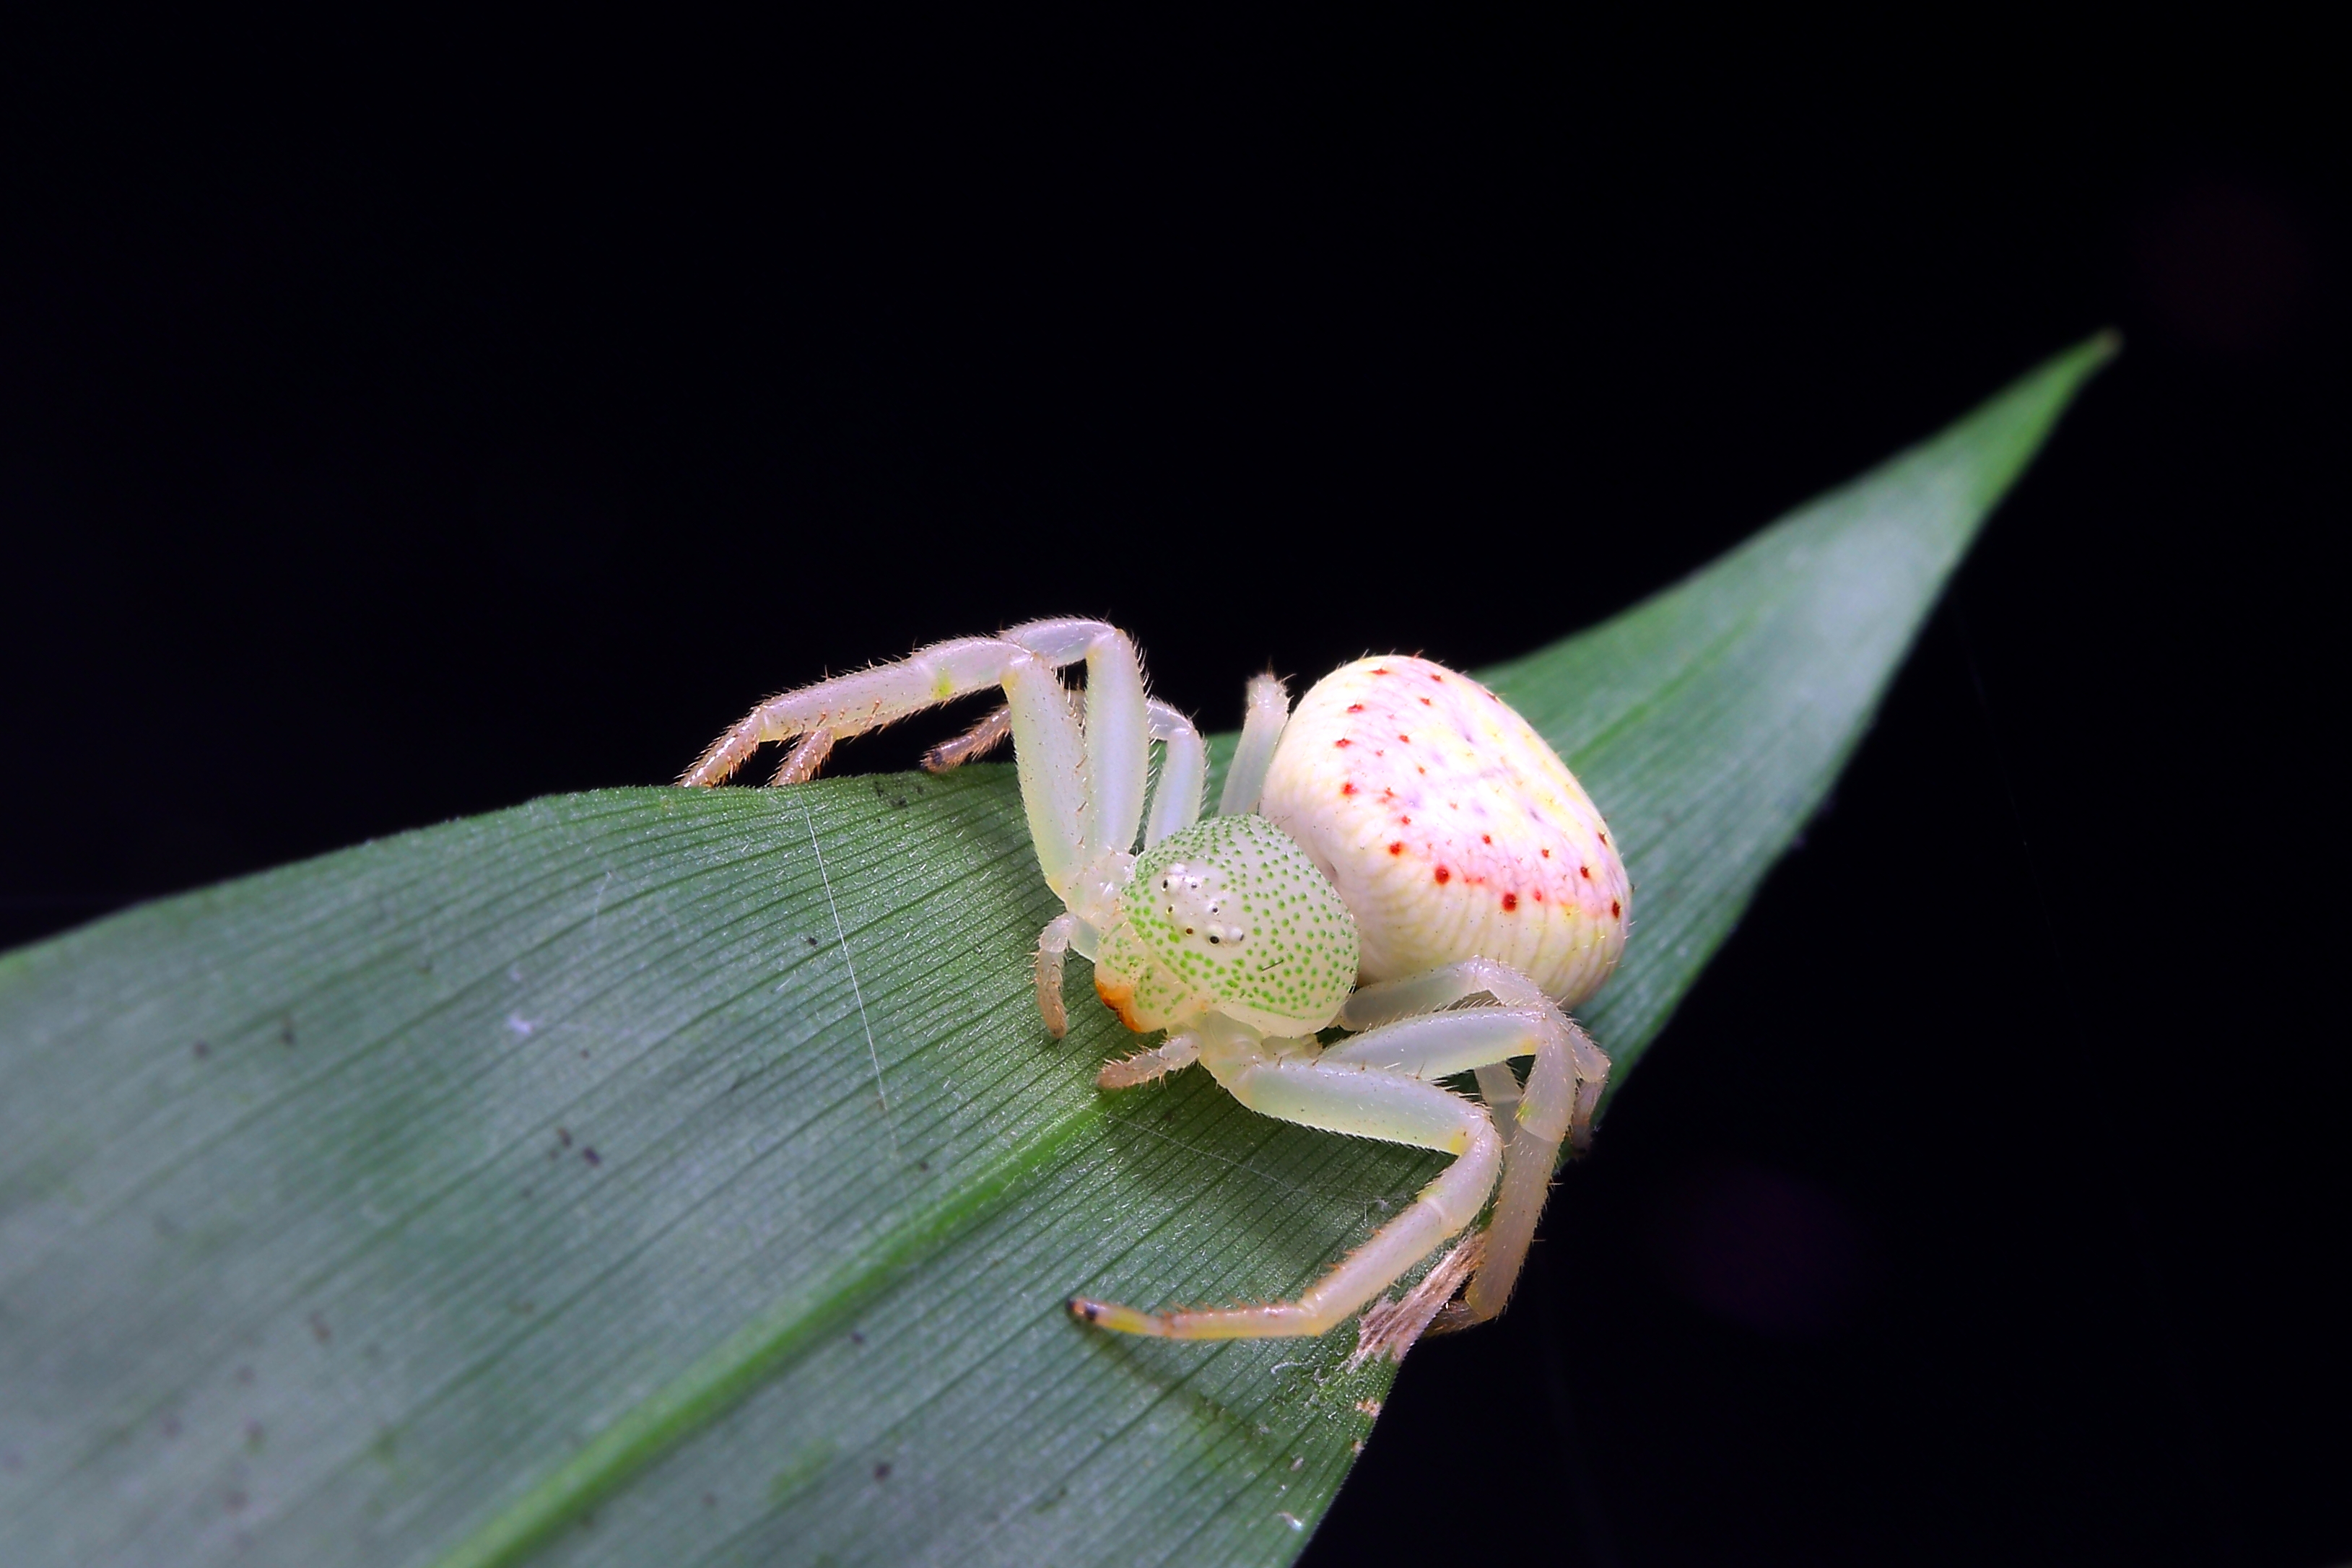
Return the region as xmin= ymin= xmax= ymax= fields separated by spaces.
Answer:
xmin=681 ymin=619 xmax=1629 ymax=1343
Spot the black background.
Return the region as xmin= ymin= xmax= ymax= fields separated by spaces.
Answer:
xmin=3 ymin=19 xmax=2341 ymax=1567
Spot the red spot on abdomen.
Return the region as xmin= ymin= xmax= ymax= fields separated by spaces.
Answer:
xmin=1388 ymin=842 xmax=1404 ymax=855
xmin=1434 ymin=866 xmax=1452 ymax=884
xmin=1334 ymin=739 xmax=1352 ymax=749
xmin=1502 ymin=892 xmax=1519 ymax=911
xmin=1580 ymin=865 xmax=1592 ymax=879
xmin=1341 ymin=783 xmax=1356 ymax=796
xmin=1398 ymin=733 xmax=1411 ymax=744
xmin=1611 ymin=899 xmax=1622 ymax=918
xmin=1347 ymin=703 xmax=1365 ymax=713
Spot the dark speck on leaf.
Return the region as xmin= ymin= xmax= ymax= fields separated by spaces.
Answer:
xmin=582 ymin=1148 xmax=601 ymax=1167
xmin=874 ymin=1462 xmax=892 ymax=1481
xmin=702 ymin=1493 xmax=718 ymax=1508
xmin=308 ymin=1312 xmax=331 ymax=1346
xmin=850 ymin=1330 xmax=866 ymax=1345
xmin=557 ymin=1127 xmax=572 ymax=1147
xmin=191 ymin=1040 xmax=209 ymax=1059
xmin=806 ymin=936 xmax=819 ymax=947
xmin=279 ymin=1016 xmax=295 ymax=1046
xmin=916 ymin=1159 xmax=930 ymax=1172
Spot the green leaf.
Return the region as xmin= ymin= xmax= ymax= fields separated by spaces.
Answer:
xmin=0 ymin=336 xmax=2112 ymax=1568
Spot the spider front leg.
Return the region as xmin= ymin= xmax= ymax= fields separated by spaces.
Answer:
xmin=1217 ymin=673 xmax=1291 ymax=815
xmin=1338 ymin=959 xmax=1609 ymax=1322
xmin=1071 ymin=1016 xmax=1504 ymax=1341
xmin=682 ymin=617 xmax=1141 ymax=892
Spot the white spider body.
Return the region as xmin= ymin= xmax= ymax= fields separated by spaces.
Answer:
xmin=683 ymin=619 xmax=1624 ymax=1346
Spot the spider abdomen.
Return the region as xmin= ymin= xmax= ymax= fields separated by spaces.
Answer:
xmin=1258 ymin=655 xmax=1629 ymax=1006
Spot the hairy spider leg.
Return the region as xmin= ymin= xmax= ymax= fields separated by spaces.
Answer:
xmin=1338 ymin=958 xmax=1609 ymax=1321
xmin=1094 ymin=1029 xmax=1202 ymax=1089
xmin=1071 ymin=1011 xmax=1510 ymax=1341
xmin=918 ymin=703 xmax=1012 ymax=772
xmin=684 ymin=633 xmax=1059 ymax=786
xmin=682 ymin=616 xmax=1107 ymax=788
xmin=769 ymin=728 xmax=836 ymax=786
xmin=1031 ymin=913 xmax=1079 ymax=1040
xmin=1140 ymin=700 xmax=1205 ymax=849
xmin=1217 ymin=673 xmax=1292 ymax=816
xmin=680 ymin=617 xmax=1156 ymax=891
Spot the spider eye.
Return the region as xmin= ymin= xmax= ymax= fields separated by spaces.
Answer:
xmin=1207 ymin=934 xmax=1220 ymax=944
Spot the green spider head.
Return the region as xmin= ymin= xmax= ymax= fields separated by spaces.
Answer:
xmin=1091 ymin=813 xmax=1359 ymax=1039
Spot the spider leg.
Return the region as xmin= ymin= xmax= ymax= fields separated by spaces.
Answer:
xmin=991 ymin=619 xmax=1152 ymax=874
xmin=1141 ymin=700 xmax=1205 ymax=847
xmin=1071 ymin=626 xmax=1147 ymax=861
xmin=920 ymin=705 xmax=1012 ymax=772
xmin=1216 ymin=673 xmax=1291 ymax=815
xmin=1095 ymin=1029 xmax=1201 ymax=1089
xmin=994 ymin=658 xmax=1091 ymax=895
xmin=1338 ymin=958 xmax=1609 ymax=1321
xmin=680 ymin=617 xmax=1116 ymax=785
xmin=1033 ymin=913 xmax=1078 ymax=1038
xmin=766 ymin=727 xmax=835 ymax=786
xmin=681 ymin=636 xmax=1057 ymax=787
xmin=1071 ymin=1025 xmax=1502 ymax=1340
xmin=925 ymin=694 xmax=1198 ymax=850
xmin=1351 ymin=1229 xmax=1485 ymax=1366
xmin=684 ymin=619 xmax=1159 ymax=899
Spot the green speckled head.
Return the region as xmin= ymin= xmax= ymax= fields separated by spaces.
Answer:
xmin=1113 ymin=814 xmax=1359 ymax=1036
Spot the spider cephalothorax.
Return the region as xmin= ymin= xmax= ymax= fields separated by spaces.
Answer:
xmin=683 ymin=619 xmax=1626 ymax=1343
